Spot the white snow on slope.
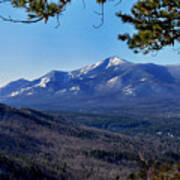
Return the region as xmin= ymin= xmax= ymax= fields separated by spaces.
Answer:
xmin=10 ymin=91 xmax=20 ymax=97
xmin=123 ymin=86 xmax=135 ymax=95
xmin=36 ymin=77 xmax=50 ymax=88
xmin=140 ymin=77 xmax=147 ymax=82
xmin=107 ymin=76 xmax=119 ymax=84
xmin=56 ymin=89 xmax=67 ymax=95
xmin=10 ymin=87 xmax=32 ymax=97
xmin=79 ymin=61 xmax=103 ymax=75
xmin=106 ymin=57 xmax=126 ymax=69
xmin=70 ymin=86 xmax=80 ymax=91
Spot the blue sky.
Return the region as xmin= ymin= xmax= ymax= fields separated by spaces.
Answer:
xmin=0 ymin=0 xmax=179 ymax=87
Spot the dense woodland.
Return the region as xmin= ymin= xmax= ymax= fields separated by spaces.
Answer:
xmin=0 ymin=103 xmax=180 ymax=179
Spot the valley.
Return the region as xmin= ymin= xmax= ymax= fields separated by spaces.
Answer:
xmin=0 ymin=103 xmax=180 ymax=179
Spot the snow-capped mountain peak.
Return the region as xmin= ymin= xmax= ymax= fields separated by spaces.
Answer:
xmin=73 ymin=56 xmax=129 ymax=77
xmin=1 ymin=56 xmax=180 ymax=112
xmin=106 ymin=56 xmax=127 ymax=69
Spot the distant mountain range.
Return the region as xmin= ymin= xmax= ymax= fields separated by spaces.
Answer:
xmin=1 ymin=57 xmax=180 ymax=114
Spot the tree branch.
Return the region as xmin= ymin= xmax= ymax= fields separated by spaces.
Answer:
xmin=0 ymin=15 xmax=43 ymax=24
xmin=93 ymin=3 xmax=104 ymax=29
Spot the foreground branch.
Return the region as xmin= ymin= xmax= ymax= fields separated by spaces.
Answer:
xmin=0 ymin=15 xmax=43 ymax=24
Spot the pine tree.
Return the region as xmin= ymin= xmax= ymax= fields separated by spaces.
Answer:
xmin=118 ymin=0 xmax=180 ymax=54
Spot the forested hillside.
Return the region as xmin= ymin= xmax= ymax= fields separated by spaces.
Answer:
xmin=0 ymin=103 xmax=180 ymax=179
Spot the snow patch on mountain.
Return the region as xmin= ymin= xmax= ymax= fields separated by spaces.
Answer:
xmin=78 ymin=61 xmax=103 ymax=75
xmin=36 ymin=77 xmax=50 ymax=88
xmin=106 ymin=57 xmax=126 ymax=69
xmin=107 ymin=76 xmax=119 ymax=84
xmin=123 ymin=86 xmax=135 ymax=96
xmin=68 ymin=72 xmax=74 ymax=78
xmin=9 ymin=87 xmax=32 ymax=97
xmin=27 ymin=92 xmax=33 ymax=96
xmin=10 ymin=91 xmax=20 ymax=97
xmin=70 ymin=86 xmax=80 ymax=91
xmin=140 ymin=77 xmax=147 ymax=82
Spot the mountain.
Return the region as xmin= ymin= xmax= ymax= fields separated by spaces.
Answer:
xmin=1 ymin=56 xmax=180 ymax=114
xmin=0 ymin=78 xmax=30 ymax=97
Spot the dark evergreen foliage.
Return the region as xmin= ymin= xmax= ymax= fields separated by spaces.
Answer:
xmin=0 ymin=0 xmax=179 ymax=53
xmin=118 ymin=0 xmax=180 ymax=54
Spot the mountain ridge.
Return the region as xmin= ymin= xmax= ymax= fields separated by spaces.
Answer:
xmin=1 ymin=56 xmax=180 ymax=113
